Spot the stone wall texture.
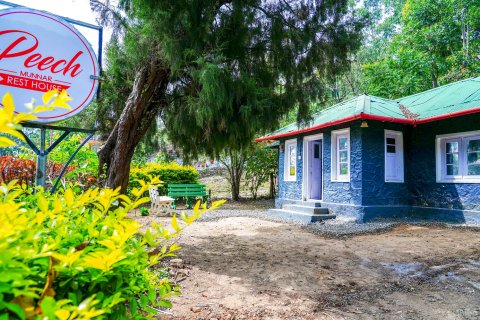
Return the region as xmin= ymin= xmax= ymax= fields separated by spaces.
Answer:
xmin=275 ymin=115 xmax=480 ymax=223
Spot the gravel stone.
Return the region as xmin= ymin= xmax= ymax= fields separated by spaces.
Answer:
xmin=195 ymin=209 xmax=480 ymax=239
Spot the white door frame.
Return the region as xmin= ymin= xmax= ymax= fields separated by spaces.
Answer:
xmin=302 ymin=133 xmax=323 ymax=201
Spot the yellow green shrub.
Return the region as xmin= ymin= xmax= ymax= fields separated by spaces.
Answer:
xmin=0 ymin=91 xmax=224 ymax=319
xmin=129 ymin=163 xmax=199 ymax=196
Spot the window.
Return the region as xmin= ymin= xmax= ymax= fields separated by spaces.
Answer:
xmin=331 ymin=129 xmax=350 ymax=182
xmin=385 ymin=130 xmax=404 ymax=183
xmin=436 ymin=130 xmax=480 ymax=183
xmin=284 ymin=139 xmax=297 ymax=181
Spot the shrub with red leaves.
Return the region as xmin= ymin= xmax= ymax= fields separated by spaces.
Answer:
xmin=0 ymin=156 xmax=96 ymax=189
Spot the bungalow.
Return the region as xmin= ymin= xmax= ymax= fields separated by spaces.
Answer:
xmin=257 ymin=77 xmax=480 ymax=224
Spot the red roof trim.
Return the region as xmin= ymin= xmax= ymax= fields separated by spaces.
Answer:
xmin=414 ymin=106 xmax=480 ymax=124
xmin=256 ymin=107 xmax=480 ymax=142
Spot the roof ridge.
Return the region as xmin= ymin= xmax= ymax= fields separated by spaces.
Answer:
xmin=397 ymin=76 xmax=480 ymax=101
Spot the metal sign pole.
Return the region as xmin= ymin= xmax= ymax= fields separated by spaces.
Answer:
xmin=36 ymin=127 xmax=47 ymax=187
xmin=19 ymin=123 xmax=96 ymax=193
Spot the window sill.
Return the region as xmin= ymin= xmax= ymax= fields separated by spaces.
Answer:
xmin=436 ymin=178 xmax=480 ymax=184
xmin=284 ymin=178 xmax=297 ymax=182
xmin=385 ymin=179 xmax=405 ymax=183
xmin=331 ymin=178 xmax=350 ymax=183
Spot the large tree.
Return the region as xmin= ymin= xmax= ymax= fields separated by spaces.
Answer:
xmin=92 ymin=0 xmax=365 ymax=192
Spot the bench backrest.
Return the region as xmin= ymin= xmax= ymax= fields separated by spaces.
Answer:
xmin=168 ymin=184 xmax=207 ymax=196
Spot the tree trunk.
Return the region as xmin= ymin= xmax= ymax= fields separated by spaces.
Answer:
xmin=430 ymin=61 xmax=438 ymax=88
xmin=98 ymin=59 xmax=170 ymax=193
xmin=220 ymin=149 xmax=247 ymax=201
xmin=269 ymin=173 xmax=275 ymax=198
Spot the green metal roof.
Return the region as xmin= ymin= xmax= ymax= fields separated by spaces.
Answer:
xmin=397 ymin=77 xmax=480 ymax=119
xmin=260 ymin=76 xmax=480 ymax=140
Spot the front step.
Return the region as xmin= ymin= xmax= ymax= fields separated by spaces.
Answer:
xmin=283 ymin=200 xmax=322 ymax=208
xmin=283 ymin=204 xmax=329 ymax=215
xmin=268 ymin=209 xmax=336 ymax=223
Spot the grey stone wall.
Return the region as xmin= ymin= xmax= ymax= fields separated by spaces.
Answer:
xmin=407 ymin=113 xmax=480 ymax=211
xmin=274 ymin=115 xmax=480 ymax=224
xmin=361 ymin=122 xmax=411 ymax=206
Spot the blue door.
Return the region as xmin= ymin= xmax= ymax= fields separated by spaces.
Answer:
xmin=308 ymin=140 xmax=322 ymax=200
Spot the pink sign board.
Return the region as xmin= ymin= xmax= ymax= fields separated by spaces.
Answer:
xmin=0 ymin=8 xmax=100 ymax=123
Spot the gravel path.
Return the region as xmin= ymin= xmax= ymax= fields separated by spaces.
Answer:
xmin=194 ymin=209 xmax=480 ymax=239
xmin=196 ymin=209 xmax=395 ymax=238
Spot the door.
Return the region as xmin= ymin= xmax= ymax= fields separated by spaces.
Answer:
xmin=308 ymin=140 xmax=322 ymax=200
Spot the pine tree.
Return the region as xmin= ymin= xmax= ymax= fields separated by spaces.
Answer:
xmin=92 ymin=0 xmax=365 ymax=192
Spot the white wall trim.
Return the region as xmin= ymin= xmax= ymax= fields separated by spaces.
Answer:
xmin=384 ymin=130 xmax=405 ymax=183
xmin=284 ymin=138 xmax=297 ymax=182
xmin=436 ymin=130 xmax=480 ymax=183
xmin=331 ymin=128 xmax=351 ymax=182
xmin=302 ymin=133 xmax=324 ymax=201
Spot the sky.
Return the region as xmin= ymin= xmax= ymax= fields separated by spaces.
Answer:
xmin=0 ymin=0 xmax=112 ymax=65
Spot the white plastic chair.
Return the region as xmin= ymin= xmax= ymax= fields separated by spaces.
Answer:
xmin=149 ymin=188 xmax=174 ymax=216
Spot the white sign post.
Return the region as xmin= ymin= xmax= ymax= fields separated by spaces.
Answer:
xmin=0 ymin=7 xmax=100 ymax=123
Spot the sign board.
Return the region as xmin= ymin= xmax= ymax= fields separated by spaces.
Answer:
xmin=0 ymin=8 xmax=100 ymax=123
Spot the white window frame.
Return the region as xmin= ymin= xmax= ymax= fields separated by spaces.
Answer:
xmin=384 ymin=130 xmax=405 ymax=183
xmin=436 ymin=130 xmax=480 ymax=183
xmin=302 ymin=133 xmax=324 ymax=201
xmin=284 ymin=138 xmax=297 ymax=182
xmin=331 ymin=128 xmax=350 ymax=182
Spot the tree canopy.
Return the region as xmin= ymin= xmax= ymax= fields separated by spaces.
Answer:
xmin=95 ymin=0 xmax=365 ymax=154
xmin=361 ymin=0 xmax=480 ymax=98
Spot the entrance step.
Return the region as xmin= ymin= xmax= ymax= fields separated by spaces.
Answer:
xmin=283 ymin=200 xmax=322 ymax=208
xmin=283 ymin=204 xmax=329 ymax=215
xmin=268 ymin=209 xmax=336 ymax=223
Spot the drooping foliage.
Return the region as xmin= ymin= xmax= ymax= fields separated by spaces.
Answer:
xmin=92 ymin=0 xmax=365 ymax=183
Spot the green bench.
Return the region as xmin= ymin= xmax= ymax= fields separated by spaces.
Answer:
xmin=167 ymin=184 xmax=209 ymax=209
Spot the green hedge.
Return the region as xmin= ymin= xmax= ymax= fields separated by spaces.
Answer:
xmin=129 ymin=162 xmax=199 ymax=196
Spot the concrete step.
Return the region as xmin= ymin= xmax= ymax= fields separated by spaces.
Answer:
xmin=283 ymin=204 xmax=329 ymax=215
xmin=283 ymin=200 xmax=322 ymax=208
xmin=268 ymin=209 xmax=336 ymax=223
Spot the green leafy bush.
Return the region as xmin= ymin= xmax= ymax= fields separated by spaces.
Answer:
xmin=129 ymin=163 xmax=199 ymax=196
xmin=244 ymin=143 xmax=278 ymax=199
xmin=140 ymin=206 xmax=150 ymax=216
xmin=0 ymin=91 xmax=225 ymax=319
xmin=0 ymin=179 xmax=223 ymax=319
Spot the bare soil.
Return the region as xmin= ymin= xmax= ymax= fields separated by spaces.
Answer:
xmin=149 ymin=217 xmax=480 ymax=320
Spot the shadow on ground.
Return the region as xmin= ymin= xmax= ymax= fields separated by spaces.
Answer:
xmin=169 ymin=218 xmax=480 ymax=319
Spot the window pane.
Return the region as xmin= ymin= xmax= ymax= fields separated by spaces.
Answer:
xmin=446 ymin=142 xmax=458 ymax=153
xmin=446 ymin=153 xmax=459 ymax=165
xmin=340 ymin=163 xmax=348 ymax=175
xmin=314 ymin=144 xmax=320 ymax=158
xmin=339 ymin=150 xmax=348 ymax=162
xmin=289 ymin=146 xmax=296 ymax=166
xmin=290 ymin=166 xmax=296 ymax=176
xmin=468 ymin=152 xmax=480 ymax=164
xmin=468 ymin=164 xmax=480 ymax=175
xmin=467 ymin=139 xmax=480 ymax=152
xmin=386 ymin=137 xmax=395 ymax=145
xmin=446 ymin=165 xmax=459 ymax=176
xmin=387 ymin=145 xmax=396 ymax=153
xmin=339 ymin=137 xmax=347 ymax=150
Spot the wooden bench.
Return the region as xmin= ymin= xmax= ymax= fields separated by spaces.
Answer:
xmin=167 ymin=184 xmax=209 ymax=209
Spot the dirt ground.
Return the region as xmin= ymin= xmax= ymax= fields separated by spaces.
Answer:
xmin=146 ymin=216 xmax=480 ymax=320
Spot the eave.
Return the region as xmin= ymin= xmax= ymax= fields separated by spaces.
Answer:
xmin=256 ymin=106 xmax=480 ymax=142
